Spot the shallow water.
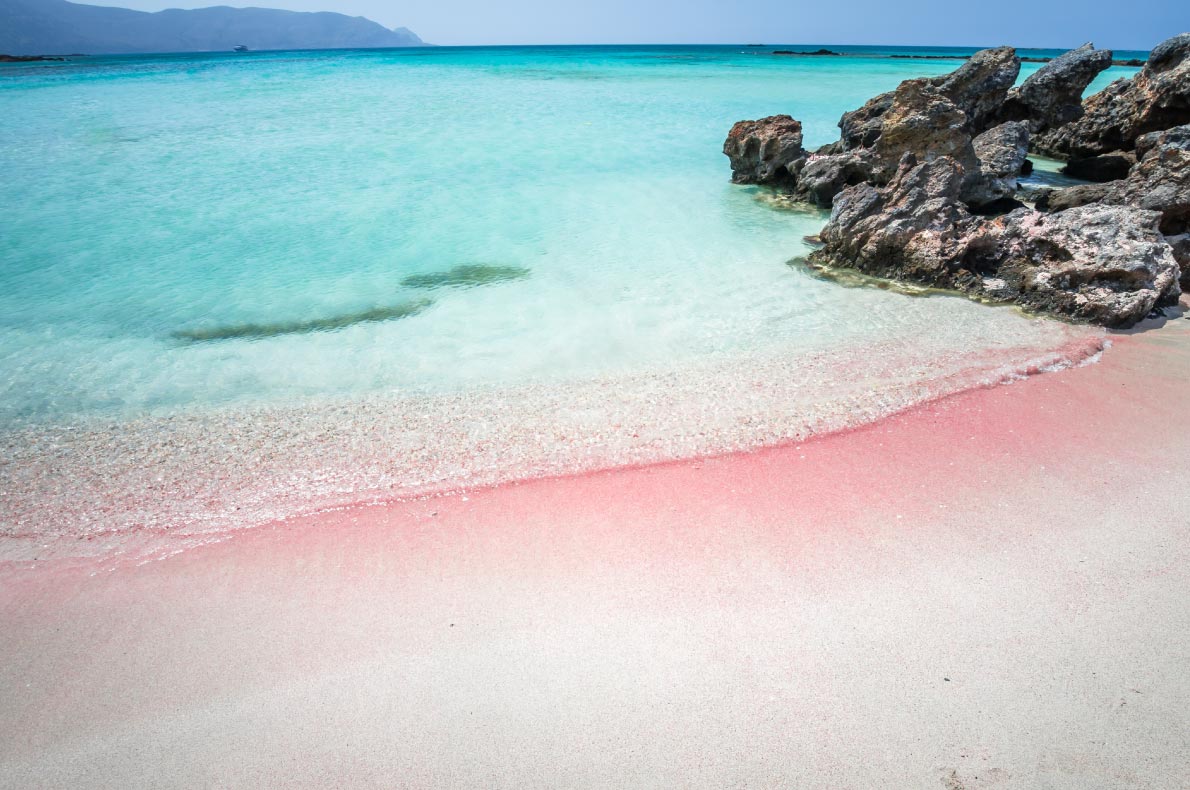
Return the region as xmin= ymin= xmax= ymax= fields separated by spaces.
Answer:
xmin=0 ymin=45 xmax=1121 ymax=559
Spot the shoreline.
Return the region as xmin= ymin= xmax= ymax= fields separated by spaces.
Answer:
xmin=0 ymin=316 xmax=1105 ymax=567
xmin=2 ymin=308 xmax=1188 ymax=786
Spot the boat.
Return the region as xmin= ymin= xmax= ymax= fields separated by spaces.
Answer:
xmin=233 ymin=45 xmax=249 ymax=53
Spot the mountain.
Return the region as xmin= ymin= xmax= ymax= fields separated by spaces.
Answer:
xmin=0 ymin=0 xmax=425 ymax=55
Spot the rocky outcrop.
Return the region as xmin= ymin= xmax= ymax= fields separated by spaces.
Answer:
xmin=724 ymin=36 xmax=1189 ymax=327
xmin=810 ymin=154 xmax=1181 ymax=327
xmin=970 ymin=121 xmax=1030 ymax=207
xmin=997 ymin=43 xmax=1113 ymax=133
xmin=1039 ymin=123 xmax=1190 ymax=284
xmin=1033 ymin=33 xmax=1190 ymax=162
xmin=723 ymin=115 xmax=807 ymax=185
xmin=1039 ymin=124 xmax=1188 ymax=232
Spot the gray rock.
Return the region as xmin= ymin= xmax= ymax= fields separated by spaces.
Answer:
xmin=1167 ymin=234 xmax=1190 ymax=287
xmin=969 ymin=121 xmax=1030 ymax=206
xmin=1033 ymin=32 xmax=1190 ymax=159
xmin=870 ymin=80 xmax=980 ymax=185
xmin=810 ymin=153 xmax=1180 ymax=327
xmin=977 ymin=205 xmax=1181 ymax=326
xmin=792 ymin=151 xmax=874 ymax=207
xmin=837 ymin=46 xmax=1019 ymax=151
xmin=722 ymin=115 xmax=807 ymax=185
xmin=932 ymin=46 xmax=1021 ymax=133
xmin=811 ymin=155 xmax=979 ymax=288
xmin=998 ymin=43 xmax=1113 ymax=133
xmin=1062 ymin=151 xmax=1137 ymax=182
xmin=839 ymin=91 xmax=894 ymax=150
xmin=1035 ymin=182 xmax=1112 ymax=212
xmin=1043 ymin=123 xmax=1189 ymax=236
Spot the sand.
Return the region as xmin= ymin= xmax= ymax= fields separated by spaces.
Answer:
xmin=1 ymin=315 xmax=1189 ymax=788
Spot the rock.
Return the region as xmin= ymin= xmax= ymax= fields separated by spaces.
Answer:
xmin=722 ymin=115 xmax=807 ymax=185
xmin=837 ymin=46 xmax=1019 ymax=151
xmin=810 ymin=153 xmax=1180 ymax=326
xmin=977 ymin=205 xmax=1181 ymax=326
xmin=793 ymin=151 xmax=874 ymax=207
xmin=1062 ymin=151 xmax=1137 ymax=181
xmin=1167 ymin=234 xmax=1190 ymax=287
xmin=1043 ymin=124 xmax=1189 ymax=235
xmin=871 ymin=80 xmax=980 ymax=183
xmin=811 ymin=155 xmax=977 ymax=287
xmin=773 ymin=49 xmax=840 ymax=56
xmin=1033 ymin=32 xmax=1190 ymax=159
xmin=932 ymin=46 xmax=1021 ymax=133
xmin=969 ymin=121 xmax=1030 ymax=206
xmin=997 ymin=43 xmax=1113 ymax=133
xmin=1035 ymin=182 xmax=1111 ymax=212
xmin=839 ymin=90 xmax=895 ymax=150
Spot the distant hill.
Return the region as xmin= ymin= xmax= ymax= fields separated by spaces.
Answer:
xmin=0 ymin=0 xmax=425 ymax=55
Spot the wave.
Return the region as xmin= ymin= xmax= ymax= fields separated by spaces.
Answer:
xmin=0 ymin=322 xmax=1106 ymax=566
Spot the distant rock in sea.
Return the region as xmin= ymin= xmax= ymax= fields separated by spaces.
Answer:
xmin=772 ymin=49 xmax=841 ymax=56
xmin=0 ymin=0 xmax=425 ymax=56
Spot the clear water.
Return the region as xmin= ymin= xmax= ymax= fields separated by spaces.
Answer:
xmin=0 ymin=46 xmax=1118 ymax=557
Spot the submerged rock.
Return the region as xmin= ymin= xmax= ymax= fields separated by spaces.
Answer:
xmin=997 ymin=43 xmax=1113 ymax=133
xmin=810 ymin=153 xmax=1180 ymax=327
xmin=1033 ymin=32 xmax=1190 ymax=160
xmin=400 ymin=264 xmax=531 ymax=289
xmin=174 ymin=299 xmax=433 ymax=342
xmin=723 ymin=115 xmax=807 ymax=185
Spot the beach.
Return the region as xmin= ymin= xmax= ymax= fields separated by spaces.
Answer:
xmin=3 ymin=40 xmax=1189 ymax=787
xmin=3 ymin=313 xmax=1188 ymax=788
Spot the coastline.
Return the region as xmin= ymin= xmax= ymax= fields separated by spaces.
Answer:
xmin=0 ymin=314 xmax=1103 ymax=566
xmin=2 ymin=310 xmax=1188 ymax=786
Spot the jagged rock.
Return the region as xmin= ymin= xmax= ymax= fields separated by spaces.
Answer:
xmin=932 ymin=46 xmax=1021 ymax=133
xmin=998 ymin=43 xmax=1113 ymax=133
xmin=975 ymin=205 xmax=1180 ymax=326
xmin=1042 ymin=123 xmax=1189 ymax=235
xmin=1033 ymin=32 xmax=1190 ymax=159
xmin=970 ymin=121 xmax=1030 ymax=206
xmin=840 ymin=91 xmax=896 ymax=150
xmin=837 ymin=46 xmax=1019 ymax=151
xmin=1168 ymin=234 xmax=1190 ymax=287
xmin=723 ymin=115 xmax=807 ymax=185
xmin=811 ymin=155 xmax=978 ymax=286
xmin=871 ymin=80 xmax=980 ymax=184
xmin=792 ymin=151 xmax=874 ymax=207
xmin=810 ymin=154 xmax=1180 ymax=327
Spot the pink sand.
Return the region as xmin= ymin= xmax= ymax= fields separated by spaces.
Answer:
xmin=2 ymin=318 xmax=1189 ymax=787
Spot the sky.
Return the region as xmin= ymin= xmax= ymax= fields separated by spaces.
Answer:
xmin=79 ymin=0 xmax=1187 ymax=50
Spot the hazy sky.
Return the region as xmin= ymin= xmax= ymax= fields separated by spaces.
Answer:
xmin=80 ymin=0 xmax=1187 ymax=50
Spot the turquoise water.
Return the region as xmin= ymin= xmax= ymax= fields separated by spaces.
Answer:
xmin=0 ymin=46 xmax=1117 ymax=556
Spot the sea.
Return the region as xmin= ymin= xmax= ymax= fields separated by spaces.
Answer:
xmin=0 ymin=45 xmax=1141 ymax=561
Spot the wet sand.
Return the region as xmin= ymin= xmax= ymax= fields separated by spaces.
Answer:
xmin=2 ymin=316 xmax=1189 ymax=788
